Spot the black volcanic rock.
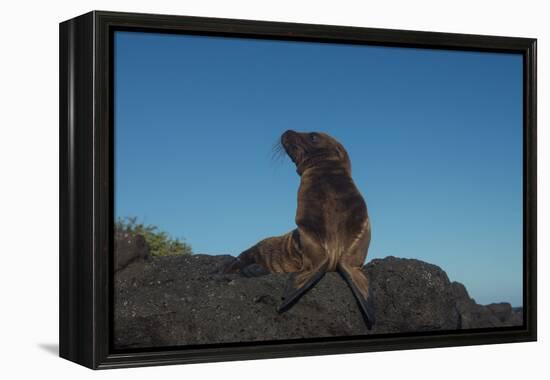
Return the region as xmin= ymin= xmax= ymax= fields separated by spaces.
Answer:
xmin=114 ymin=254 xmax=522 ymax=349
xmin=114 ymin=232 xmax=150 ymax=272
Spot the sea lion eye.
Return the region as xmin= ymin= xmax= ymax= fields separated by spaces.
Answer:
xmin=309 ymin=133 xmax=319 ymax=143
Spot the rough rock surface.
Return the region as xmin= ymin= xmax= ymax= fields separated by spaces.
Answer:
xmin=114 ymin=232 xmax=150 ymax=272
xmin=114 ymin=254 xmax=523 ymax=349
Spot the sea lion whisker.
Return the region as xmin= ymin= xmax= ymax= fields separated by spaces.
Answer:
xmin=270 ymin=140 xmax=286 ymax=163
xmin=271 ymin=138 xmax=283 ymax=151
xmin=271 ymin=144 xmax=283 ymax=157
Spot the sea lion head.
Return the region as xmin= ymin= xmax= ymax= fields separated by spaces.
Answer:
xmin=281 ymin=130 xmax=351 ymax=175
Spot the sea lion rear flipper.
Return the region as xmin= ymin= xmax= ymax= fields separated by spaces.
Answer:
xmin=277 ymin=261 xmax=328 ymax=313
xmin=337 ymin=263 xmax=375 ymax=330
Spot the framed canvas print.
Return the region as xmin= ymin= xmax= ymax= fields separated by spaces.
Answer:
xmin=59 ymin=11 xmax=537 ymax=369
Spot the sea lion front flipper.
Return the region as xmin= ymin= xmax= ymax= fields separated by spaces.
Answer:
xmin=277 ymin=261 xmax=329 ymax=313
xmin=220 ymin=245 xmax=261 ymax=275
xmin=220 ymin=257 xmax=246 ymax=274
xmin=337 ymin=263 xmax=375 ymax=330
xmin=221 ymin=258 xmax=270 ymax=277
xmin=241 ymin=263 xmax=270 ymax=277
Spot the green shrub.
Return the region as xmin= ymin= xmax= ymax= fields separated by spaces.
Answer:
xmin=115 ymin=216 xmax=192 ymax=257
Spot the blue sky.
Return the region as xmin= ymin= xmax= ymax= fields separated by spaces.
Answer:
xmin=114 ymin=31 xmax=523 ymax=306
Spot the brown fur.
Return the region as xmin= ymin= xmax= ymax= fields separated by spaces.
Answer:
xmin=224 ymin=130 xmax=373 ymax=326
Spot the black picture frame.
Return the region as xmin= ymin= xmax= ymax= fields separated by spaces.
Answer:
xmin=59 ymin=10 xmax=537 ymax=369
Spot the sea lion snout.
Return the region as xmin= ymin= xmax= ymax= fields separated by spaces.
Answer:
xmin=281 ymin=130 xmax=302 ymax=164
xmin=281 ymin=130 xmax=299 ymax=151
xmin=281 ymin=129 xmax=297 ymax=142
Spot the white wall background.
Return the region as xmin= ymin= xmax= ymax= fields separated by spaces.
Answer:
xmin=0 ymin=0 xmax=547 ymax=378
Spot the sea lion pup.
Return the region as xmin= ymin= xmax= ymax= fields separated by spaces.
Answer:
xmin=223 ymin=130 xmax=374 ymax=329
